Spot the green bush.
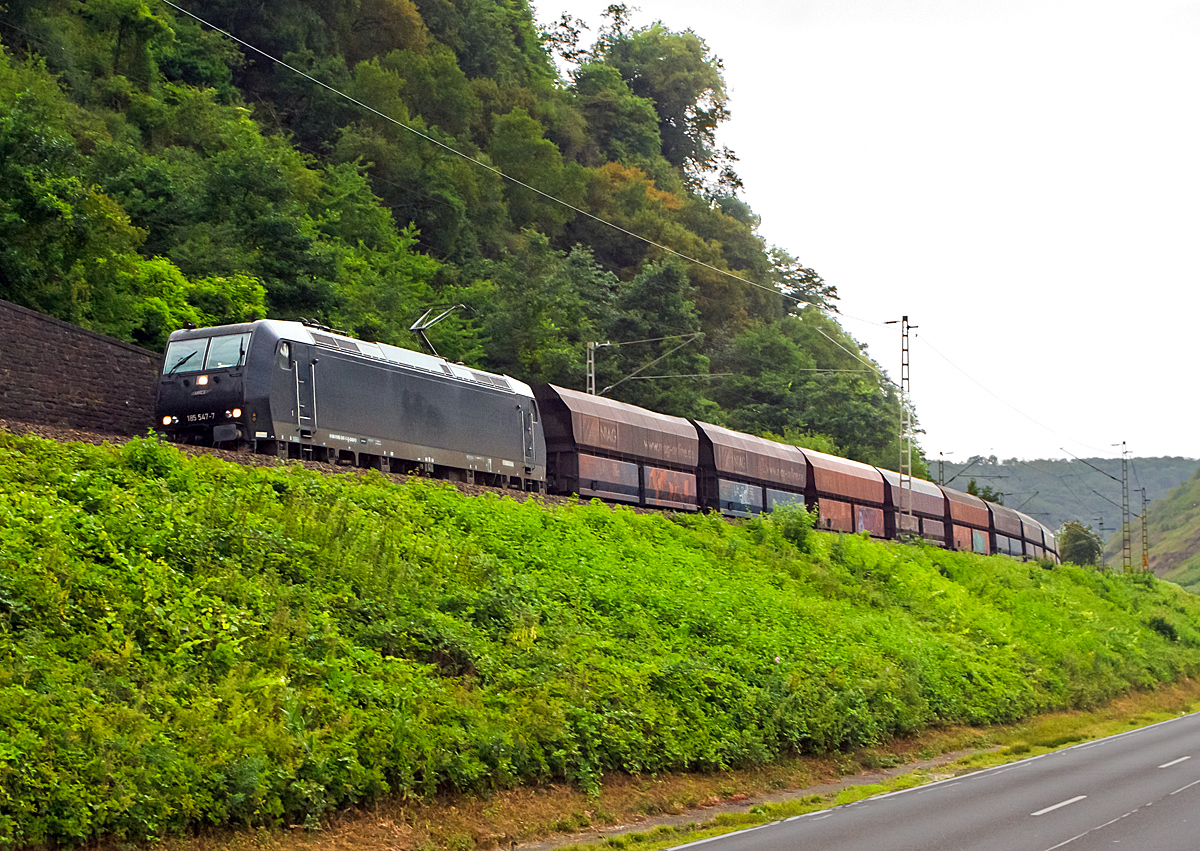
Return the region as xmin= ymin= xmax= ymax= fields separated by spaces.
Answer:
xmin=1 ymin=434 xmax=1199 ymax=846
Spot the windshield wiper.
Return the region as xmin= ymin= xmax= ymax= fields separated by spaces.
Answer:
xmin=167 ymin=351 xmax=197 ymax=375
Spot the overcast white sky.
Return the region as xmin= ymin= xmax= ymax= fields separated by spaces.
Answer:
xmin=534 ymin=0 xmax=1200 ymax=462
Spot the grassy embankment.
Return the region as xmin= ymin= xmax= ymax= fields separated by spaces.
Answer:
xmin=2 ymin=433 xmax=1200 ymax=849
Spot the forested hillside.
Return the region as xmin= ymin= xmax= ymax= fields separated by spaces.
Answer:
xmin=0 ymin=0 xmax=921 ymax=471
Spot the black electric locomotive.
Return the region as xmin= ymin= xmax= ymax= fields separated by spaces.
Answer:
xmin=155 ymin=320 xmax=546 ymax=490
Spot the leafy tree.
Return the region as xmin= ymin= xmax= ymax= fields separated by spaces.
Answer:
xmin=572 ymin=62 xmax=661 ymax=166
xmin=540 ymin=11 xmax=590 ymax=67
xmin=385 ymin=45 xmax=481 ymax=140
xmin=564 ymin=161 xmax=685 ymax=274
xmin=1058 ymin=521 xmax=1104 ymax=566
xmin=770 ymin=247 xmax=839 ymax=312
xmin=707 ymin=320 xmax=813 ymax=434
xmin=341 ymin=0 xmax=429 ymax=64
xmin=603 ymin=260 xmax=714 ymax=418
xmin=967 ymin=479 xmax=1005 ymax=505
xmin=154 ymin=13 xmax=245 ymax=103
xmin=596 ymin=22 xmax=729 ymax=181
xmin=79 ymin=0 xmax=170 ymax=81
xmin=414 ymin=0 xmax=554 ymax=87
xmin=480 ymin=231 xmax=618 ymax=386
xmin=485 ymin=107 xmax=582 ymax=232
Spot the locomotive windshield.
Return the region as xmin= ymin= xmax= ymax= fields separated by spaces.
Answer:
xmin=164 ymin=332 xmax=250 ymax=374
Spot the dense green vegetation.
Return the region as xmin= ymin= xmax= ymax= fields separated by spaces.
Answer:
xmin=0 ymin=0 xmax=918 ymax=470
xmin=2 ymin=434 xmax=1199 ymax=846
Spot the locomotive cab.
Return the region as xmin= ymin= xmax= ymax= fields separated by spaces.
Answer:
xmin=155 ymin=323 xmax=260 ymax=446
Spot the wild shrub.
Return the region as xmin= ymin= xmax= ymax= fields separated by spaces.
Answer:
xmin=2 ymin=433 xmax=1199 ymax=846
xmin=766 ymin=502 xmax=815 ymax=552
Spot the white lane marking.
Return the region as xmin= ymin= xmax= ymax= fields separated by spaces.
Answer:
xmin=1032 ymin=795 xmax=1087 ymax=816
xmin=1040 ymin=808 xmax=1143 ymax=850
xmin=1159 ymin=756 xmax=1191 ymax=768
xmin=1171 ymin=778 xmax=1200 ymax=796
xmin=669 ymin=823 xmax=769 ymax=850
xmin=854 ymin=711 xmax=1200 ymax=808
xmin=1042 ymin=830 xmax=1088 ymax=851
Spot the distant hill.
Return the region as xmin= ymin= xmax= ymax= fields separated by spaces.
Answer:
xmin=1098 ymin=469 xmax=1200 ymax=593
xmin=936 ymin=456 xmax=1198 ymax=541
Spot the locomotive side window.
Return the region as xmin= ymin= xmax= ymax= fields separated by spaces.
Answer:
xmin=204 ymin=333 xmax=250 ymax=369
xmin=164 ymin=338 xmax=209 ymax=374
xmin=278 ymin=341 xmax=292 ymax=370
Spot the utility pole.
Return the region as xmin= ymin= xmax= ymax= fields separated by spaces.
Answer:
xmin=939 ymin=451 xmax=951 ymax=487
xmin=586 ymin=341 xmax=610 ymax=395
xmin=1141 ymin=488 xmax=1150 ymax=573
xmin=1095 ymin=517 xmax=1105 ymax=568
xmin=1120 ymin=442 xmax=1131 ymax=572
xmin=886 ymin=316 xmax=915 ymax=531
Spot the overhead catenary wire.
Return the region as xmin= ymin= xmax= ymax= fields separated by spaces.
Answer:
xmin=10 ymin=4 xmax=1130 ymax=468
xmin=616 ymin=373 xmax=734 ymax=381
xmin=1059 ymin=448 xmax=1122 ymax=484
xmin=814 ymin=328 xmax=893 ymax=386
xmin=157 ymin=0 xmax=818 ymax=313
xmin=916 ymin=334 xmax=1118 ymax=457
xmin=601 ymin=332 xmax=702 ymax=395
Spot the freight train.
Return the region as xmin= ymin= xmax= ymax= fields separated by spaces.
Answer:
xmin=154 ymin=319 xmax=1059 ymax=560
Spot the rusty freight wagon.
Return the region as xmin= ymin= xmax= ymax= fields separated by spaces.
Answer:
xmin=534 ymin=385 xmax=699 ymax=510
xmin=799 ymin=448 xmax=887 ymax=536
xmin=989 ymin=502 xmax=1027 ymax=557
xmin=692 ymin=421 xmax=808 ymax=518
xmin=941 ymin=486 xmax=991 ymax=554
xmin=878 ymin=468 xmax=948 ymax=544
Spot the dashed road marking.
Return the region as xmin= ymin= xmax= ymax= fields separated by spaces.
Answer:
xmin=1032 ymin=795 xmax=1087 ymax=816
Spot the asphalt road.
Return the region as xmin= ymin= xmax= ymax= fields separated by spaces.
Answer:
xmin=673 ymin=712 xmax=1200 ymax=851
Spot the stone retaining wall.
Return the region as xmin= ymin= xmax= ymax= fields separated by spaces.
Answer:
xmin=0 ymin=300 xmax=160 ymax=435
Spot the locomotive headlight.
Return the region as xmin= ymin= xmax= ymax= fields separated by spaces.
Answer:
xmin=162 ymin=415 xmax=172 ymax=426
xmin=197 ymin=375 xmax=209 ymax=386
xmin=232 ymin=408 xmax=242 ymax=418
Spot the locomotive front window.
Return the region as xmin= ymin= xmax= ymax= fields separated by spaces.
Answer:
xmin=204 ymin=333 xmax=250 ymax=369
xmin=164 ymin=338 xmax=209 ymax=374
